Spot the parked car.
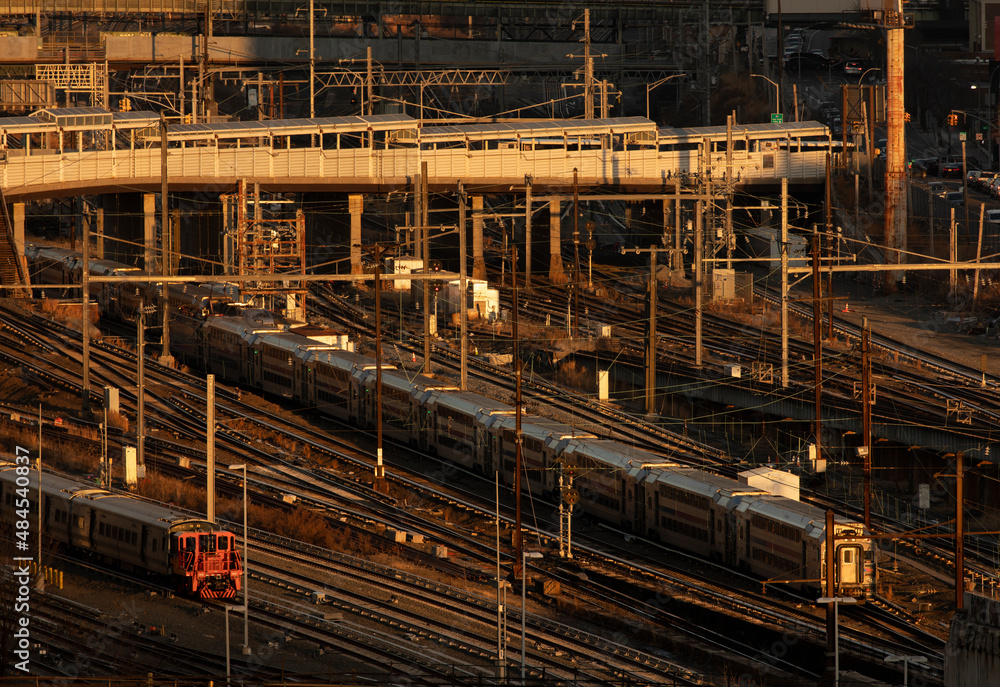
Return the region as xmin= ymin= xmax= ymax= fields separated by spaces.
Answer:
xmin=946 ymin=191 xmax=964 ymax=207
xmin=940 ymin=156 xmax=964 ymax=178
xmin=986 ymin=209 xmax=1000 ymax=225
xmin=910 ymin=158 xmax=939 ymax=178
xmin=928 ymin=181 xmax=945 ymax=194
xmin=843 ymin=61 xmax=863 ymax=76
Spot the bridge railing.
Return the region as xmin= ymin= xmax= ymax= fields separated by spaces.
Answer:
xmin=0 ymin=144 xmax=833 ymax=192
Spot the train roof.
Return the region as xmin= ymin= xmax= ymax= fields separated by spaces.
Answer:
xmin=0 ymin=464 xmax=218 ymax=533
xmin=651 ymin=466 xmax=765 ymax=499
xmin=367 ymin=368 xmax=459 ymax=394
xmin=311 ymin=346 xmax=381 ymax=372
xmin=25 ymin=244 xmax=78 ymax=262
xmin=423 ymin=388 xmax=513 ymax=419
xmin=204 ymin=315 xmax=285 ymax=338
xmin=560 ymin=438 xmax=668 ymax=472
xmin=86 ymin=258 xmax=142 ymax=275
xmin=486 ymin=414 xmax=595 ymax=444
xmin=163 ymin=114 xmax=416 ymax=142
xmin=251 ymin=330 xmax=343 ymax=360
xmin=411 ymin=117 xmax=655 ymax=144
xmin=738 ymin=495 xmax=864 ymax=538
xmin=658 ymin=120 xmax=829 ymax=143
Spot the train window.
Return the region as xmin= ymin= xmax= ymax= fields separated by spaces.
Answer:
xmin=199 ymin=534 xmax=216 ymax=552
xmin=99 ymin=522 xmax=105 ymax=536
xmin=152 ymin=539 xmax=157 ymax=553
xmin=217 ymin=535 xmax=229 ymax=550
xmin=842 ymin=549 xmax=854 ymax=564
xmin=131 ymin=532 xmax=137 ymax=546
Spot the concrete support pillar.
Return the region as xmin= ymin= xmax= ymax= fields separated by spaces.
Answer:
xmin=12 ymin=202 xmax=25 ymax=280
xmin=548 ymin=199 xmax=565 ymax=283
xmin=472 ymin=195 xmax=486 ymax=280
xmin=350 ymin=194 xmax=364 ymax=275
xmin=143 ymin=193 xmax=156 ymax=273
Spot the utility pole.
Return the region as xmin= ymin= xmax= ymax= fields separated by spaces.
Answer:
xmin=82 ymin=197 xmax=90 ymax=413
xmin=458 ymin=182 xmax=468 ymax=391
xmin=583 ymin=9 xmax=594 ymax=119
xmin=648 ymin=247 xmax=658 ymax=416
xmin=309 ymin=0 xmax=315 ymax=118
xmin=956 ymin=451 xmax=965 ymax=610
xmin=366 ymin=46 xmax=374 ymax=116
xmin=812 ymin=229 xmax=823 ymax=474
xmin=950 ymin=207 xmax=957 ymax=295
xmin=974 ymin=204 xmax=985 ymax=309
xmin=825 ymin=509 xmax=836 ymax=681
xmin=694 ymin=203 xmax=703 ymax=368
xmin=572 ymin=169 xmax=581 ymax=337
xmin=371 ymin=242 xmax=395 ymax=493
xmin=136 ymin=299 xmax=149 ymax=479
xmin=160 ymin=114 xmax=172 ymax=366
xmin=862 ymin=316 xmax=872 ymax=530
xmin=201 ymin=0 xmax=212 ymax=121
xmin=207 ymin=373 xmax=215 ymax=523
xmin=628 ymin=245 xmax=682 ymax=414
xmin=781 ymin=177 xmax=789 ymax=388
xmin=826 ymin=153 xmax=834 ymax=340
xmin=512 ymin=243 xmax=524 ymax=583
xmin=883 ymin=6 xmax=909 ymax=292
xmin=421 ymin=161 xmax=432 ymax=374
xmin=524 ymin=176 xmax=533 ymax=290
xmin=962 ymin=139 xmax=969 ymax=231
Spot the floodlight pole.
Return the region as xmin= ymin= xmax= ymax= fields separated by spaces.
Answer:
xmin=228 ymin=463 xmax=251 ymax=656
xmin=817 ymin=596 xmax=857 ymax=687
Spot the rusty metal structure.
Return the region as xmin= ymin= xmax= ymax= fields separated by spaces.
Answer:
xmin=224 ymin=179 xmax=306 ymax=320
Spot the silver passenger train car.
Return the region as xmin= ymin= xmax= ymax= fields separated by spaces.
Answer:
xmin=194 ymin=313 xmax=877 ymax=599
xmin=24 ymin=242 xmax=876 ymax=599
xmin=0 ymin=461 xmax=242 ymax=598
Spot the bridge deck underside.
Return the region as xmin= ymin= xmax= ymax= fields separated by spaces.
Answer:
xmin=0 ymin=147 xmax=831 ymax=201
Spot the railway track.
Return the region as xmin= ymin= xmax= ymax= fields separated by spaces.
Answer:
xmin=0 ymin=300 xmax=954 ymax=684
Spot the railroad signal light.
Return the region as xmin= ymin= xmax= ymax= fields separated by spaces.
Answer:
xmin=904 ymin=111 xmax=911 ymax=123
xmin=351 ymin=88 xmax=358 ymax=105
xmin=948 ymin=113 xmax=958 ymax=126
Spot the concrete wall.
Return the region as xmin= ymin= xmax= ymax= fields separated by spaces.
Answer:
xmin=946 ymin=593 xmax=1000 ymax=687
xmin=0 ymin=36 xmax=37 ymax=62
xmin=101 ymin=35 xmax=626 ymax=66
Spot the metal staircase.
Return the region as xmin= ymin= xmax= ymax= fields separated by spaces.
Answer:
xmin=0 ymin=191 xmax=27 ymax=297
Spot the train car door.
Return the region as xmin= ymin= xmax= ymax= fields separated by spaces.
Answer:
xmin=837 ymin=544 xmax=861 ymax=586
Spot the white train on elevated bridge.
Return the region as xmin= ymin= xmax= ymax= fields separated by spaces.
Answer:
xmin=0 ymin=107 xmax=834 ymax=199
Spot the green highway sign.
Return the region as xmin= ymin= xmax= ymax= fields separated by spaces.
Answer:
xmin=771 ymin=113 xmax=783 ymax=124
